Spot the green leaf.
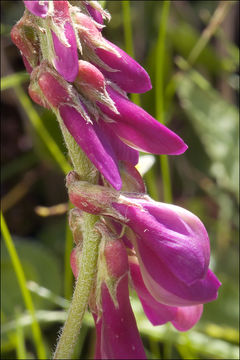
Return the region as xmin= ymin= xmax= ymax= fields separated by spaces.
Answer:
xmin=177 ymin=70 xmax=239 ymax=197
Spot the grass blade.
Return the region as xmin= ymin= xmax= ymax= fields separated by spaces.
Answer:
xmin=1 ymin=72 xmax=29 ymax=91
xmin=121 ymin=0 xmax=140 ymax=106
xmin=1 ymin=213 xmax=46 ymax=359
xmin=155 ymin=0 xmax=172 ymax=203
xmin=14 ymin=85 xmax=71 ymax=174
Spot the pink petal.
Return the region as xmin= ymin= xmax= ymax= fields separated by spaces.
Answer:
xmin=98 ymin=86 xmax=187 ymax=155
xmin=171 ymin=304 xmax=203 ymax=331
xmin=130 ymin=259 xmax=203 ymax=330
xmin=100 ymin=276 xmax=146 ymax=359
xmin=99 ymin=119 xmax=139 ymax=165
xmin=24 ymin=1 xmax=48 ymax=18
xmin=137 ymin=253 xmax=220 ymax=307
xmin=85 ymin=3 xmax=103 ymax=25
xmin=51 ymin=2 xmax=78 ymax=82
xmin=130 ymin=260 xmax=177 ymax=325
xmin=95 ymin=40 xmax=152 ymax=93
xmin=59 ymin=105 xmax=122 ymax=190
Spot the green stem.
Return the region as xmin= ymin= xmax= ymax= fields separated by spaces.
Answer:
xmin=155 ymin=0 xmax=172 ymax=203
xmin=54 ymin=213 xmax=100 ymax=359
xmin=122 ymin=0 xmax=140 ymax=106
xmin=64 ymin=203 xmax=74 ymax=300
xmin=1 ymin=213 xmax=46 ymax=359
xmin=53 ymin=117 xmax=101 ymax=360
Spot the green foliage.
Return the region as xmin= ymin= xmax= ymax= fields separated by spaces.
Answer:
xmin=177 ymin=70 xmax=239 ymax=197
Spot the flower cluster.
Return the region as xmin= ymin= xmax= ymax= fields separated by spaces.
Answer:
xmin=11 ymin=1 xmax=221 ymax=359
xmin=67 ymin=167 xmax=220 ymax=358
xmin=11 ymin=0 xmax=187 ymax=190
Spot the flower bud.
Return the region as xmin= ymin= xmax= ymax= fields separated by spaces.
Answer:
xmin=96 ymin=222 xmax=129 ymax=280
xmin=38 ymin=71 xmax=70 ymax=108
xmin=11 ymin=18 xmax=39 ymax=70
xmin=66 ymin=171 xmax=119 ymax=215
xmin=28 ymin=71 xmax=50 ymax=108
xmin=75 ymin=60 xmax=105 ymax=95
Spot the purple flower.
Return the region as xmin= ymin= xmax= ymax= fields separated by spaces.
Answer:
xmin=66 ymin=176 xmax=221 ymax=308
xmin=35 ymin=65 xmax=141 ymax=189
xmin=70 ymin=238 xmax=146 ymax=359
xmin=50 ymin=1 xmax=79 ymax=82
xmin=112 ymin=199 xmax=221 ymax=307
xmin=24 ymin=1 xmax=49 ymax=18
xmin=35 ymin=61 xmax=186 ymax=189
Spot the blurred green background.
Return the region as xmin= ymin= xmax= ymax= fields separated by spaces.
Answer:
xmin=1 ymin=1 xmax=239 ymax=359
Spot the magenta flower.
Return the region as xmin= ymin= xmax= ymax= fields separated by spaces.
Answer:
xmin=66 ymin=174 xmax=221 ymax=308
xmin=70 ymin=238 xmax=146 ymax=359
xmin=68 ymin=181 xmax=220 ymax=358
xmin=94 ymin=278 xmax=146 ymax=359
xmin=16 ymin=1 xmax=187 ymax=190
xmin=31 ymin=60 xmax=186 ymax=189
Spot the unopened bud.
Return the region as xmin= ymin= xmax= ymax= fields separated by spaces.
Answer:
xmin=38 ymin=70 xmax=70 ymax=108
xmin=104 ymin=239 xmax=128 ymax=279
xmin=75 ymin=12 xmax=102 ymax=43
xmin=74 ymin=60 xmax=105 ymax=98
xmin=11 ymin=17 xmax=39 ymax=69
xmin=66 ymin=171 xmax=118 ymax=215
xmin=74 ymin=60 xmax=117 ymax=112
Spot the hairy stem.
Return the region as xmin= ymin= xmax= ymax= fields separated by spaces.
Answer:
xmin=52 ymin=118 xmax=101 ymax=360
xmin=54 ymin=213 xmax=100 ymax=359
